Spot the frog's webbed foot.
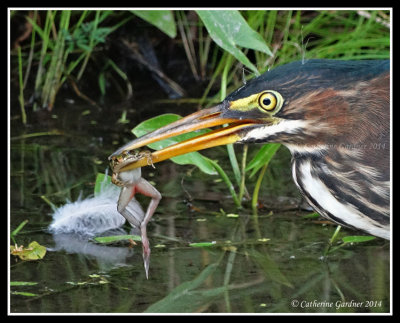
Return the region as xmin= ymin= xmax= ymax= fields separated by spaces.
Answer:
xmin=141 ymin=227 xmax=151 ymax=279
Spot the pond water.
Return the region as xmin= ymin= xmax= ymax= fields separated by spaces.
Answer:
xmin=9 ymin=95 xmax=390 ymax=314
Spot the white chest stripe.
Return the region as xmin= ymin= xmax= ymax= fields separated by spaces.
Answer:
xmin=241 ymin=120 xmax=309 ymax=142
xmin=298 ymin=161 xmax=389 ymax=240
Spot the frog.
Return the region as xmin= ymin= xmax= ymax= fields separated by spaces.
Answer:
xmin=109 ymin=150 xmax=161 ymax=279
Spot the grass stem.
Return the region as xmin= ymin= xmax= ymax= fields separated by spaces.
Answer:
xmin=17 ymin=46 xmax=26 ymax=125
xmin=251 ymin=162 xmax=268 ymax=215
xmin=323 ymin=225 xmax=342 ymax=256
xmin=238 ymin=144 xmax=250 ymax=201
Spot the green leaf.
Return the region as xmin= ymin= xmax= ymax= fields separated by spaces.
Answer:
xmin=302 ymin=212 xmax=320 ymax=219
xmin=132 ymin=114 xmax=217 ymax=175
xmin=342 ymin=235 xmax=376 ymax=243
xmin=94 ymin=173 xmax=112 ymax=197
xmin=226 ymin=213 xmax=239 ymax=218
xmin=92 ymin=27 xmax=112 ymax=43
xmin=196 ymin=10 xmax=272 ymax=75
xmin=11 ymin=291 xmax=38 ymax=297
xmin=145 ymin=263 xmax=222 ymax=312
xmin=10 ymin=281 xmax=38 ymax=286
xmin=246 ymin=143 xmax=281 ymax=178
xmin=93 ymin=234 xmax=141 ymax=244
xmin=98 ymin=72 xmax=106 ymax=95
xmin=131 ymin=10 xmax=176 ymax=38
xmin=189 ymin=241 xmax=217 ymax=248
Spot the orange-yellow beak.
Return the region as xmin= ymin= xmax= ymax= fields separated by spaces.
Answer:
xmin=108 ymin=101 xmax=263 ymax=172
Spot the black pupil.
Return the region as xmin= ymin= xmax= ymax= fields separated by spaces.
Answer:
xmin=263 ymin=97 xmax=271 ymax=106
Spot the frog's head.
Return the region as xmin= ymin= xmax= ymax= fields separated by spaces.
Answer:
xmin=109 ymin=150 xmax=153 ymax=173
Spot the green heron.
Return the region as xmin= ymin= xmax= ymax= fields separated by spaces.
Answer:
xmin=109 ymin=59 xmax=390 ymax=240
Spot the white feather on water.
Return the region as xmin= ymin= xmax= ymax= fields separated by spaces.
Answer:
xmin=48 ymin=176 xmax=144 ymax=236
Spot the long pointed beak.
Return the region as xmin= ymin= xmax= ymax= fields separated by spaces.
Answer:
xmin=109 ymin=101 xmax=261 ymax=171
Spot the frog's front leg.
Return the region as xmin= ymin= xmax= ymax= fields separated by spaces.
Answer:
xmin=134 ymin=177 xmax=162 ymax=279
xmin=112 ymin=171 xmax=125 ymax=187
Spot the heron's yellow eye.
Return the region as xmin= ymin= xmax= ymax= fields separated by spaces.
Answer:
xmin=258 ymin=92 xmax=277 ymax=111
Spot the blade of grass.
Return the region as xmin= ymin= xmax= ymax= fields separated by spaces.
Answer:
xmin=10 ymin=281 xmax=38 ymax=286
xmin=40 ymin=195 xmax=57 ymax=211
xmin=76 ymin=10 xmax=100 ymax=81
xmin=41 ymin=10 xmax=71 ymax=109
xmin=30 ymin=10 xmax=54 ymax=110
xmin=176 ymin=10 xmax=199 ymax=80
xmin=198 ymin=24 xmax=212 ymax=79
xmin=323 ymin=225 xmax=342 ymax=256
xmin=189 ymin=241 xmax=217 ymax=247
xmin=11 ymin=220 xmax=29 ymax=242
xmin=10 ymin=130 xmax=63 ymax=141
xmin=238 ymin=144 xmax=250 ymax=202
xmin=17 ymin=45 xmax=26 ymax=124
xmin=23 ymin=10 xmax=37 ymax=89
xmin=106 ymin=58 xmax=133 ymax=99
xmin=251 ymin=162 xmax=268 ymax=216
xmin=11 ymin=291 xmax=38 ymax=297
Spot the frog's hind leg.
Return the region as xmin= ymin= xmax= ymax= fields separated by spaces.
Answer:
xmin=135 ymin=178 xmax=161 ymax=229
xmin=135 ymin=178 xmax=162 ymax=279
xmin=117 ymin=186 xmax=141 ymax=228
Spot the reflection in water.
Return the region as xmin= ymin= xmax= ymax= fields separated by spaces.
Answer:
xmin=50 ymin=231 xmax=135 ymax=271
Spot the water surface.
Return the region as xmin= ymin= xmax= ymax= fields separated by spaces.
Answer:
xmin=9 ymin=98 xmax=390 ymax=314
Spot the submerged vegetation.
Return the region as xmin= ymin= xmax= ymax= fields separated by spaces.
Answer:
xmin=10 ymin=9 xmax=390 ymax=313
